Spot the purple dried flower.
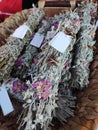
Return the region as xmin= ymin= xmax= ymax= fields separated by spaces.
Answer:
xmin=33 ymin=57 xmax=38 ymax=64
xmin=52 ymin=22 xmax=59 ymax=28
xmin=30 ymin=34 xmax=34 ymax=40
xmin=12 ymin=80 xmax=26 ymax=94
xmin=64 ymin=60 xmax=70 ymax=71
xmin=32 ymin=83 xmax=37 ymax=88
xmin=15 ymin=57 xmax=23 ymax=66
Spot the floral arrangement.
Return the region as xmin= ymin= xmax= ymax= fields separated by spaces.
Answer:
xmin=0 ymin=8 xmax=45 ymax=81
xmin=70 ymin=1 xmax=97 ymax=89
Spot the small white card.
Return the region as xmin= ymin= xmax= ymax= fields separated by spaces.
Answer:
xmin=95 ymin=20 xmax=98 ymax=31
xmin=0 ymin=86 xmax=14 ymax=116
xmin=12 ymin=24 xmax=29 ymax=39
xmin=30 ymin=33 xmax=44 ymax=48
xmin=49 ymin=31 xmax=72 ymax=53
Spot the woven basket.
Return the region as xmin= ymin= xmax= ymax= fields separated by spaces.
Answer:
xmin=38 ymin=0 xmax=78 ymax=16
xmin=0 ymin=1 xmax=97 ymax=130
xmin=0 ymin=9 xmax=31 ymax=46
xmin=0 ymin=1 xmax=77 ymax=130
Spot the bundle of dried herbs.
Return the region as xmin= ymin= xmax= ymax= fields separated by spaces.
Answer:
xmin=70 ymin=1 xmax=97 ymax=89
xmin=19 ymin=10 xmax=80 ymax=130
xmin=11 ymin=18 xmax=50 ymax=82
xmin=0 ymin=8 xmax=44 ymax=81
xmin=0 ymin=1 xmax=97 ymax=130
xmin=50 ymin=12 xmax=80 ymax=123
xmin=0 ymin=9 xmax=30 ymax=47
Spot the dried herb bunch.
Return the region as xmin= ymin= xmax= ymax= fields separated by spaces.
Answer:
xmin=19 ymin=10 xmax=80 ymax=130
xmin=0 ymin=8 xmax=45 ymax=81
xmin=71 ymin=1 xmax=97 ymax=89
xmin=0 ymin=9 xmax=30 ymax=47
xmin=49 ymin=12 xmax=80 ymax=123
xmin=11 ymin=18 xmax=50 ymax=82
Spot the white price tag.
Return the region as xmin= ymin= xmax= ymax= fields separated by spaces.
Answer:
xmin=30 ymin=33 xmax=44 ymax=48
xmin=95 ymin=20 xmax=98 ymax=31
xmin=12 ymin=24 xmax=29 ymax=39
xmin=49 ymin=31 xmax=72 ymax=53
xmin=0 ymin=86 xmax=14 ymax=116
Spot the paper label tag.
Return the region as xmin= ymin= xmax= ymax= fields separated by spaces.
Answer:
xmin=0 ymin=86 xmax=14 ymax=116
xmin=95 ymin=20 xmax=98 ymax=31
xmin=12 ymin=24 xmax=29 ymax=39
xmin=49 ymin=31 xmax=72 ymax=53
xmin=30 ymin=33 xmax=44 ymax=48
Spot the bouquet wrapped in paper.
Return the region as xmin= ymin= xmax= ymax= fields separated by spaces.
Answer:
xmin=19 ymin=10 xmax=80 ymax=130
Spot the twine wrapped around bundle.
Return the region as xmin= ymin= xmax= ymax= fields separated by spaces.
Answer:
xmin=0 ymin=9 xmax=30 ymax=46
xmin=71 ymin=1 xmax=97 ymax=89
xmin=0 ymin=8 xmax=45 ymax=81
xmin=19 ymin=10 xmax=80 ymax=130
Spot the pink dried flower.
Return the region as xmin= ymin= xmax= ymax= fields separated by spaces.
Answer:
xmin=32 ymin=80 xmax=51 ymax=100
xmin=33 ymin=57 xmax=38 ymax=64
xmin=83 ymin=61 xmax=89 ymax=68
